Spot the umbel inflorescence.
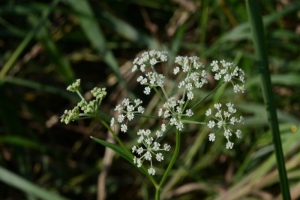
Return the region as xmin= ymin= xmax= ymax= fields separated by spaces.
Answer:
xmin=61 ymin=50 xmax=245 ymax=176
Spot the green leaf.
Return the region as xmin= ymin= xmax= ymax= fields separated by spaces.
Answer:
xmin=0 ymin=136 xmax=46 ymax=151
xmin=90 ymin=136 xmax=133 ymax=164
xmin=0 ymin=166 xmax=70 ymax=200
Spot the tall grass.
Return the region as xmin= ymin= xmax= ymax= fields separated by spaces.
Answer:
xmin=246 ymin=1 xmax=291 ymax=199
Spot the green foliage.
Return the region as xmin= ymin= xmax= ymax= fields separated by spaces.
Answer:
xmin=0 ymin=0 xmax=299 ymax=199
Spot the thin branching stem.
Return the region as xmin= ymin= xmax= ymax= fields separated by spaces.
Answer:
xmin=155 ymin=129 xmax=181 ymax=200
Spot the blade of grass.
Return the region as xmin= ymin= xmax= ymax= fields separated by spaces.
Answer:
xmin=246 ymin=1 xmax=291 ymax=199
xmin=204 ymin=3 xmax=300 ymax=56
xmin=28 ymin=14 xmax=75 ymax=84
xmin=0 ymin=135 xmax=46 ymax=152
xmin=1 ymin=76 xmax=77 ymax=101
xmin=0 ymin=166 xmax=70 ymax=200
xmin=99 ymin=9 xmax=158 ymax=49
xmin=216 ymin=123 xmax=300 ymax=199
xmin=90 ymin=136 xmax=133 ymax=164
xmin=65 ymin=0 xmax=130 ymax=95
xmin=0 ymin=0 xmax=60 ymax=80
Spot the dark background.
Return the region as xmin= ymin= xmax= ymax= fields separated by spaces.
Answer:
xmin=0 ymin=0 xmax=299 ymax=199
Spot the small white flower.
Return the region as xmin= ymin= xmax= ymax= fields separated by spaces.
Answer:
xmin=150 ymin=58 xmax=157 ymax=65
xmin=110 ymin=118 xmax=115 ymax=126
xmin=137 ymin=147 xmax=143 ymax=154
xmin=132 ymin=65 xmax=137 ymax=72
xmin=144 ymin=151 xmax=152 ymax=161
xmin=144 ymin=86 xmax=151 ymax=95
xmin=186 ymin=109 xmax=193 ymax=117
xmin=205 ymin=109 xmax=211 ymax=116
xmin=114 ymin=105 xmax=122 ymax=112
xmin=214 ymin=73 xmax=221 ymax=80
xmin=153 ymin=142 xmax=161 ymax=150
xmin=138 ymin=106 xmax=145 ymax=113
xmin=170 ymin=118 xmax=177 ymax=126
xmin=187 ymin=91 xmax=194 ymax=100
xmin=156 ymin=130 xmax=163 ymax=138
xmin=118 ymin=114 xmax=125 ymax=123
xmin=156 ymin=153 xmax=164 ymax=161
xmin=122 ymin=98 xmax=130 ymax=106
xmin=236 ymin=129 xmax=242 ymax=138
xmin=127 ymin=112 xmax=134 ymax=121
xmin=214 ymin=103 xmax=222 ymax=109
xmin=176 ymin=121 xmax=184 ymax=131
xmin=209 ymin=133 xmax=215 ymax=142
xmin=148 ymin=167 xmax=155 ymax=176
xmin=161 ymin=123 xmax=166 ymax=132
xmin=158 ymin=108 xmax=163 ymax=117
xmin=132 ymin=146 xmax=137 ymax=153
xmin=133 ymin=157 xmax=142 ymax=168
xmin=174 ymin=66 xmax=180 ymax=75
xmin=226 ymin=141 xmax=234 ymax=149
xmin=163 ymin=110 xmax=170 ymax=118
xmin=134 ymin=99 xmax=142 ymax=105
xmin=164 ymin=144 xmax=171 ymax=151
xmin=120 ymin=124 xmax=127 ymax=133
xmin=207 ymin=120 xmax=215 ymax=128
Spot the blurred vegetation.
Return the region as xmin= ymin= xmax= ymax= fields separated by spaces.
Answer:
xmin=0 ymin=0 xmax=299 ymax=199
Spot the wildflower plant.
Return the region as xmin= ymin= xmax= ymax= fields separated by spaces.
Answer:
xmin=61 ymin=50 xmax=245 ymax=199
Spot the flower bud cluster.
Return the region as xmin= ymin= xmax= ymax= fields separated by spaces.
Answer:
xmin=61 ymin=80 xmax=107 ymax=124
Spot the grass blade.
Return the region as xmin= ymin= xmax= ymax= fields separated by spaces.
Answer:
xmin=246 ymin=0 xmax=291 ymax=199
xmin=0 ymin=0 xmax=60 ymax=79
xmin=90 ymin=136 xmax=133 ymax=164
xmin=65 ymin=0 xmax=129 ymax=93
xmin=0 ymin=166 xmax=70 ymax=200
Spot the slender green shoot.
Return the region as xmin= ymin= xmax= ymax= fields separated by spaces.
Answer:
xmin=246 ymin=1 xmax=291 ymax=199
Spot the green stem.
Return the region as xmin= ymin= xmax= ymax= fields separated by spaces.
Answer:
xmin=155 ymin=129 xmax=181 ymax=200
xmin=96 ymin=115 xmax=159 ymax=188
xmin=181 ymin=120 xmax=206 ymax=125
xmin=246 ymin=1 xmax=291 ymax=199
xmin=190 ymin=82 xmax=225 ymax=110
xmin=160 ymin=86 xmax=169 ymax=100
xmin=76 ymin=90 xmax=85 ymax=101
xmin=98 ymin=117 xmax=128 ymax=152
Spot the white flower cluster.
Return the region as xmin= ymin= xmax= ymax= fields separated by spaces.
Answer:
xmin=132 ymin=124 xmax=171 ymax=176
xmin=175 ymin=56 xmax=208 ymax=100
xmin=132 ymin=50 xmax=168 ymax=95
xmin=110 ymin=98 xmax=145 ymax=133
xmin=132 ymin=50 xmax=168 ymax=73
xmin=157 ymin=97 xmax=194 ymax=131
xmin=61 ymin=80 xmax=107 ymax=124
xmin=62 ymin=52 xmax=246 ymax=177
xmin=114 ymin=50 xmax=246 ymax=175
xmin=206 ymin=103 xmax=244 ymax=149
xmin=210 ymin=60 xmax=245 ymax=93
